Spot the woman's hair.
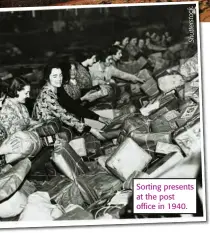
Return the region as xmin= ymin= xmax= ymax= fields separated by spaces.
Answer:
xmin=97 ymin=49 xmax=111 ymax=63
xmin=62 ymin=58 xmax=79 ymax=84
xmin=43 ymin=63 xmax=61 ymax=82
xmin=7 ymin=77 xmax=30 ymax=98
xmin=41 ymin=61 xmax=65 ymax=87
xmin=75 ymin=48 xmax=99 ymax=63
xmin=108 ymin=45 xmax=122 ymax=56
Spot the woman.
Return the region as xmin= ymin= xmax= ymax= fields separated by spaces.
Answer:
xmin=62 ymin=62 xmax=82 ymax=100
xmin=125 ymin=36 xmax=141 ymax=61
xmin=89 ymin=50 xmax=140 ymax=86
xmin=32 ymin=63 xmax=110 ymax=140
xmin=113 ymin=36 xmax=130 ymax=50
xmin=0 ymin=77 xmax=40 ymax=136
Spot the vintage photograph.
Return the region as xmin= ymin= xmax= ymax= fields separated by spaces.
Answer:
xmin=0 ymin=2 xmax=205 ymax=228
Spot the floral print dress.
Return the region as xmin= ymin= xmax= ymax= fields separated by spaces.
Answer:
xmin=32 ymin=82 xmax=85 ymax=132
xmin=0 ymin=98 xmax=31 ymax=136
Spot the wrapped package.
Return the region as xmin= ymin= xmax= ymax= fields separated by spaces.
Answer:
xmin=140 ymin=78 xmax=160 ymax=97
xmin=57 ymin=125 xmax=74 ymax=143
xmin=89 ymin=204 xmax=123 ymax=219
xmin=143 ymin=152 xmax=184 ymax=178
xmin=85 ymin=109 xmax=117 ymax=130
xmin=2 ymin=131 xmax=43 ymax=163
xmin=130 ymin=131 xmax=172 ymax=147
xmin=0 ymin=158 xmax=31 ymax=202
xmin=56 ymin=205 xmax=94 ymax=220
xmin=136 ymin=68 xmax=153 ymax=82
xmin=155 ymin=142 xmax=181 ymax=154
xmin=69 ymin=137 xmax=87 ymax=157
xmin=173 ymin=115 xmax=201 ymax=157
xmin=122 ymin=114 xmax=150 ymax=135
xmin=51 ymin=138 xmax=90 ymax=180
xmin=162 ymin=110 xmax=180 ymax=122
xmin=148 ymin=52 xmax=162 ymax=66
xmin=158 ymin=150 xmax=201 ymax=179
xmin=117 ymin=56 xmax=147 ymax=74
xmin=101 ymin=129 xmax=121 ymax=141
xmin=184 ymin=76 xmax=199 ymax=100
xmin=84 ymin=133 xmax=102 ymax=157
xmin=158 ymin=74 xmax=185 ymax=93
xmin=106 ymin=138 xmax=152 ymax=181
xmin=19 ymin=192 xmax=64 ymax=221
xmin=176 ymin=104 xmax=199 ymax=127
xmin=123 ymin=170 xmax=145 ymax=190
xmin=0 ymin=191 xmax=27 ymax=218
xmin=101 ymin=143 xmax=119 ymax=156
xmin=19 ymin=180 xmax=37 ymax=197
xmin=102 ymin=112 xmax=134 ymax=132
xmin=151 ymin=110 xmax=179 ymax=133
xmin=97 ymin=155 xmax=112 ymax=173
xmin=179 ymin=53 xmax=198 ymax=80
xmin=30 ymin=118 xmax=62 ymax=137
xmin=40 ymin=175 xmax=84 ymax=210
xmin=153 ymin=58 xmax=170 ymax=74
xmin=149 ymin=107 xmax=169 ymax=120
xmin=76 ymin=169 xmax=122 ymax=205
xmin=117 ymin=104 xmax=136 ymax=116
xmin=151 ymin=118 xmax=178 ymax=133
xmin=140 ymin=92 xmax=179 ymax=117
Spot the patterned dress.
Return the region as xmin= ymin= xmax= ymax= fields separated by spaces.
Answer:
xmin=76 ymin=64 xmax=92 ymax=90
xmin=63 ymin=81 xmax=81 ymax=100
xmin=32 ymin=82 xmax=85 ymax=132
xmin=0 ymin=98 xmax=32 ymax=136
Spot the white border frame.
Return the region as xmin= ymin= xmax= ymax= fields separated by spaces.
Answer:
xmin=0 ymin=1 xmax=207 ymax=229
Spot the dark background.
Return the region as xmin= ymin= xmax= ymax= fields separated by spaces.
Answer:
xmin=0 ymin=4 xmax=197 ymax=65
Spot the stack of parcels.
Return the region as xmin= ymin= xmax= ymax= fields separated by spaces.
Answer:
xmin=0 ymin=48 xmax=202 ymax=220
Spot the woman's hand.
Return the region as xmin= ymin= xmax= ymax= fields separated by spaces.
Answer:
xmin=81 ymin=90 xmax=97 ymax=102
xmin=132 ymin=76 xmax=145 ymax=84
xmin=99 ymin=116 xmax=112 ymax=125
xmin=90 ymin=128 xmax=106 ymax=141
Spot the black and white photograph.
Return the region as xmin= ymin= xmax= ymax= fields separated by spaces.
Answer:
xmin=0 ymin=2 xmax=206 ymax=228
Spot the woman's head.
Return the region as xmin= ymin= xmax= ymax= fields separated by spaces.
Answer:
xmin=69 ymin=62 xmax=77 ymax=80
xmin=138 ymin=39 xmax=145 ymax=49
xmin=109 ymin=45 xmax=123 ymax=61
xmin=97 ymin=50 xmax=113 ymax=67
xmin=121 ymin=37 xmax=129 ymax=47
xmin=130 ymin=37 xmax=138 ymax=46
xmin=77 ymin=49 xmax=98 ymax=67
xmin=44 ymin=63 xmax=63 ymax=88
xmin=7 ymin=77 xmax=30 ymax=104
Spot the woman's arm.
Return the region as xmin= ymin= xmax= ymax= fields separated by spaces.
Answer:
xmin=44 ymin=89 xmax=86 ymax=133
xmin=57 ymin=86 xmax=100 ymax=121
xmin=109 ymin=66 xmax=139 ymax=83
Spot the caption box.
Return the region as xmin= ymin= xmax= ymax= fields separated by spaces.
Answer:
xmin=133 ymin=179 xmax=197 ymax=214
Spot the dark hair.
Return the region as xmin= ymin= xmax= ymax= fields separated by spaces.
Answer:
xmin=63 ymin=58 xmax=79 ymax=84
xmin=7 ymin=77 xmax=30 ymax=98
xmin=75 ymin=49 xmax=99 ymax=63
xmin=42 ymin=62 xmax=63 ymax=85
xmin=108 ymin=45 xmax=122 ymax=56
xmin=97 ymin=49 xmax=111 ymax=63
